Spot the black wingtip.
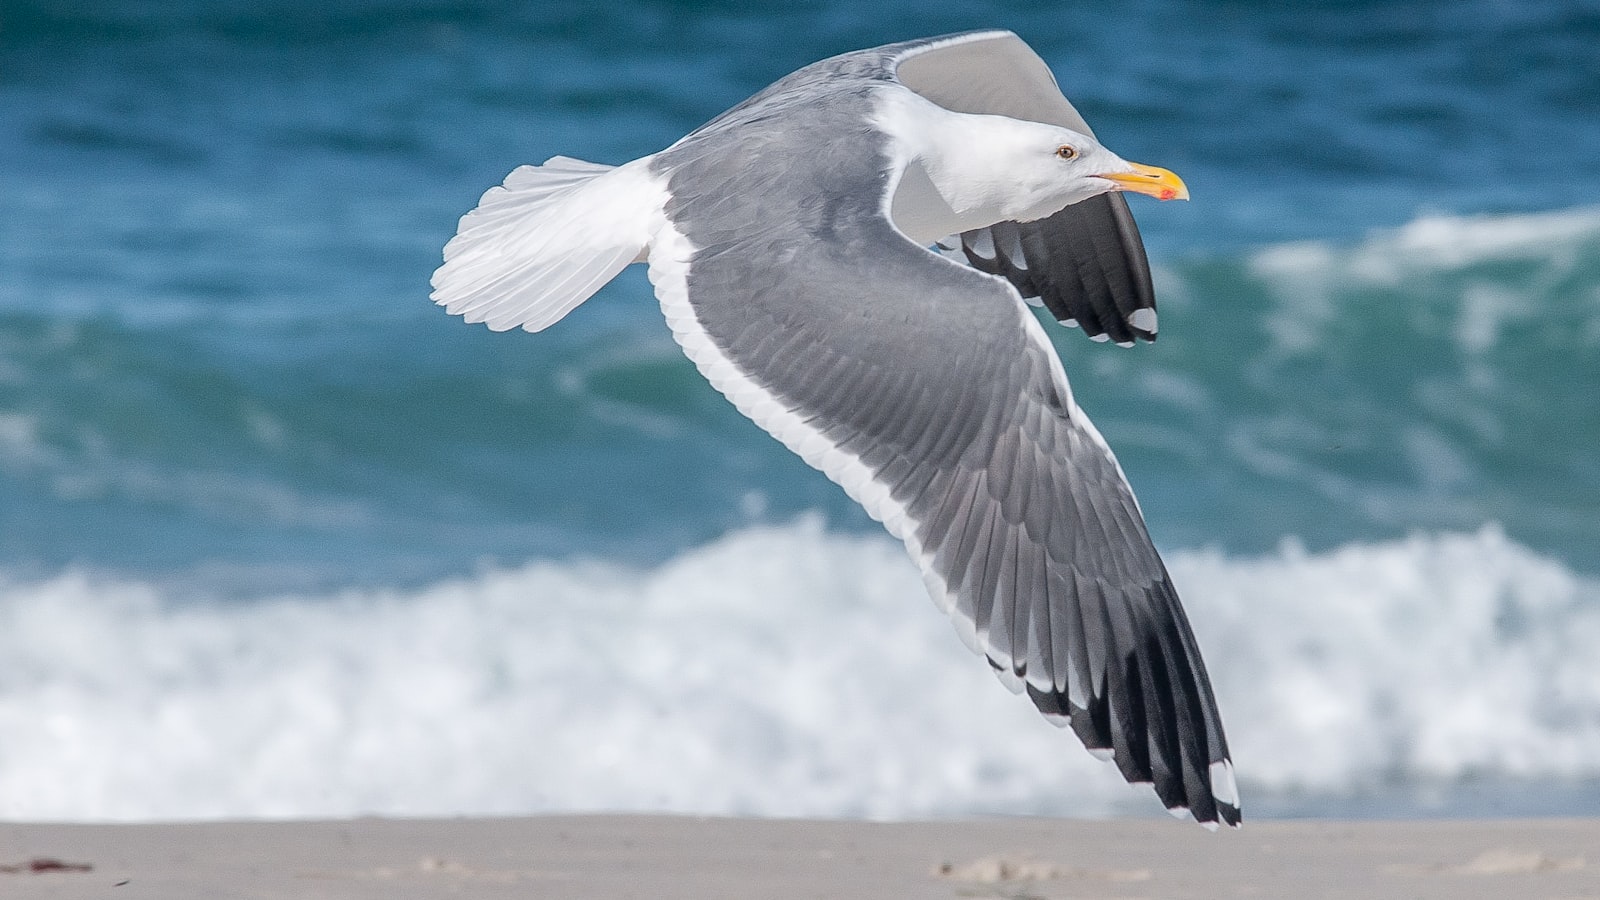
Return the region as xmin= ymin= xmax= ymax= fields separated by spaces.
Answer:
xmin=1194 ymin=799 xmax=1244 ymax=830
xmin=957 ymin=193 xmax=1160 ymax=348
xmin=1170 ymin=757 xmax=1242 ymax=829
xmin=1032 ymin=684 xmax=1242 ymax=829
xmin=1165 ymin=789 xmax=1242 ymax=830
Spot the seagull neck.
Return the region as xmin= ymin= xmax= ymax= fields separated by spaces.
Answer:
xmin=876 ymin=90 xmax=1020 ymax=243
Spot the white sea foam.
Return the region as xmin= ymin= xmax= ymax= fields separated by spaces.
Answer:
xmin=1 ymin=520 xmax=1597 ymax=822
xmin=1251 ymin=205 xmax=1600 ymax=284
xmin=1247 ymin=205 xmax=1600 ymax=357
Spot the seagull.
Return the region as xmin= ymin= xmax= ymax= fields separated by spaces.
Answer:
xmin=432 ymin=30 xmax=1240 ymax=828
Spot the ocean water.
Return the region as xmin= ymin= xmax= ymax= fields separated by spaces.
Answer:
xmin=2 ymin=0 xmax=1599 ymax=822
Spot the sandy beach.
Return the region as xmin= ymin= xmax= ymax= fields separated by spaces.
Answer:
xmin=0 ymin=815 xmax=1594 ymax=899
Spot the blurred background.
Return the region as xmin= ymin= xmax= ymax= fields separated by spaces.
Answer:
xmin=1 ymin=0 xmax=1598 ymax=822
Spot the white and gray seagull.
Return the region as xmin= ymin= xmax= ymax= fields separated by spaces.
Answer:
xmin=432 ymin=30 xmax=1240 ymax=828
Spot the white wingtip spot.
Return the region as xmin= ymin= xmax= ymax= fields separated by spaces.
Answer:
xmin=1128 ymin=307 xmax=1158 ymax=333
xmin=1087 ymin=747 xmax=1114 ymax=762
xmin=1210 ymin=760 xmax=1240 ymax=808
xmin=1089 ymin=333 xmax=1110 ymax=343
xmin=1167 ymin=805 xmax=1190 ymax=820
xmin=966 ymin=229 xmax=996 ymax=260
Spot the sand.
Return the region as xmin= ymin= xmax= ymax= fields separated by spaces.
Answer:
xmin=1 ymin=815 xmax=1596 ymax=899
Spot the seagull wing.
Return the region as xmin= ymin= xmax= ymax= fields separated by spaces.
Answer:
xmin=946 ymin=198 xmax=1158 ymax=345
xmin=648 ymin=116 xmax=1237 ymax=824
xmin=893 ymin=30 xmax=1160 ymax=345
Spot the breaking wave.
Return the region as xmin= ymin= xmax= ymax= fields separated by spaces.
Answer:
xmin=3 ymin=519 xmax=1596 ymax=822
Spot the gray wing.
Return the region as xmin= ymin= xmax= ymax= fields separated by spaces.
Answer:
xmin=889 ymin=30 xmax=1161 ymax=345
xmin=650 ymin=136 xmax=1237 ymax=826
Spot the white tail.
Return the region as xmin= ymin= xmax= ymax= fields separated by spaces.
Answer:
xmin=430 ymin=155 xmax=664 ymax=333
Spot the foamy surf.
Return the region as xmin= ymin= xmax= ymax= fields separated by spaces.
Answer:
xmin=2 ymin=519 xmax=1596 ymax=822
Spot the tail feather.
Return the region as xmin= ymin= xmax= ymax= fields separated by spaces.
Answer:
xmin=431 ymin=155 xmax=663 ymax=333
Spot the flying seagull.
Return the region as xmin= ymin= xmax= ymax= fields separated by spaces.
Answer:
xmin=432 ymin=30 xmax=1240 ymax=828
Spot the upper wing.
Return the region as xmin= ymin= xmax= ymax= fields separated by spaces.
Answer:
xmin=892 ymin=31 xmax=1161 ymax=345
xmin=888 ymin=30 xmax=1097 ymax=132
xmin=648 ymin=153 xmax=1237 ymax=826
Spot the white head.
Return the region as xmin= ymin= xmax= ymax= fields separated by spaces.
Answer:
xmin=913 ymin=111 xmax=1189 ymax=230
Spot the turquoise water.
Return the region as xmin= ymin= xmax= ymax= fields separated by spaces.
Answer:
xmin=2 ymin=1 xmax=1599 ymax=821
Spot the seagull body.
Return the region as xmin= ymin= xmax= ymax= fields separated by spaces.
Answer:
xmin=432 ymin=30 xmax=1240 ymax=828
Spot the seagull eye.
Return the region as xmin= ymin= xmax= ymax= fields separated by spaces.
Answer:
xmin=1055 ymin=145 xmax=1078 ymax=160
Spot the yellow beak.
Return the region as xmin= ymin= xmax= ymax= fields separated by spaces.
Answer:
xmin=1099 ymin=162 xmax=1190 ymax=201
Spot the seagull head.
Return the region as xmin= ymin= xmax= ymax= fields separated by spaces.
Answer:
xmin=917 ymin=113 xmax=1189 ymax=229
xmin=983 ymin=119 xmax=1190 ymax=222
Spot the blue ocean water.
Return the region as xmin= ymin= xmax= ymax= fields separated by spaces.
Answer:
xmin=2 ymin=0 xmax=1599 ymax=822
